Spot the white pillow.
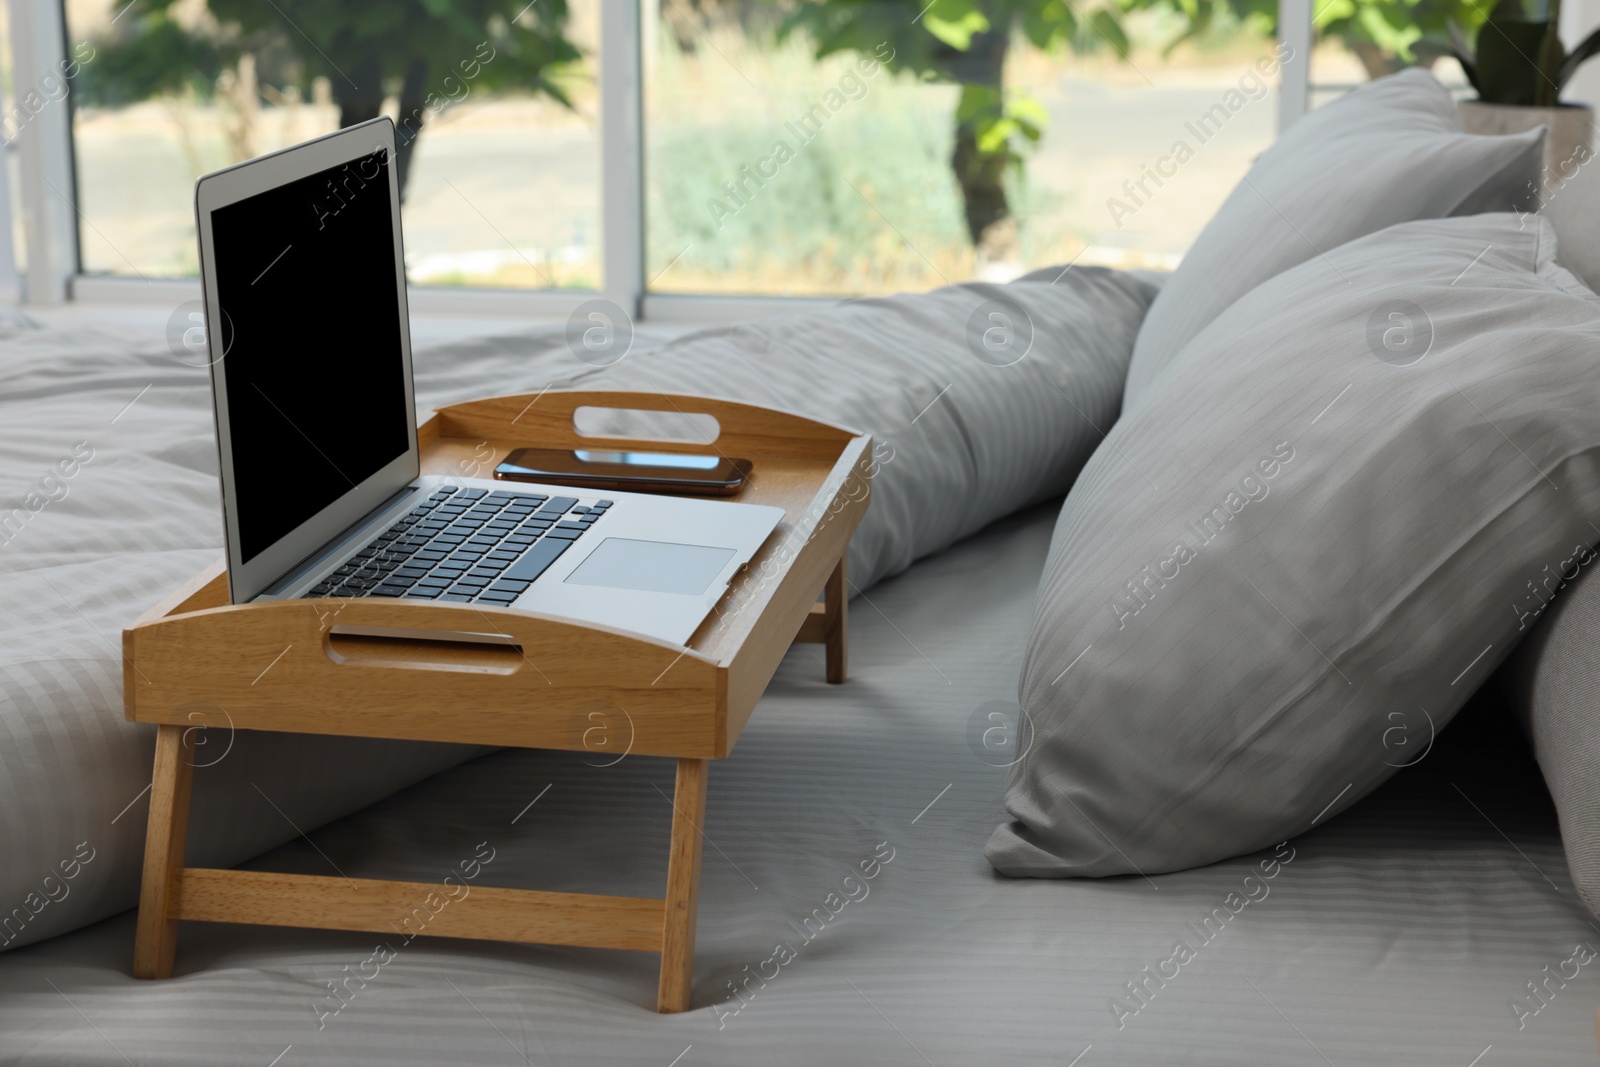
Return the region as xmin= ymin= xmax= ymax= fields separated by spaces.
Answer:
xmin=1122 ymin=68 xmax=1546 ymax=408
xmin=989 ymin=213 xmax=1600 ymax=878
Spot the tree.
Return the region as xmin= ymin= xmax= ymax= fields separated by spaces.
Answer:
xmin=78 ymin=0 xmax=580 ymax=197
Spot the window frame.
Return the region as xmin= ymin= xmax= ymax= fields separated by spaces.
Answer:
xmin=10 ymin=0 xmax=1314 ymax=316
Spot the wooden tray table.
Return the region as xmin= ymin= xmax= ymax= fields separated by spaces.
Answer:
xmin=123 ymin=390 xmax=871 ymax=1012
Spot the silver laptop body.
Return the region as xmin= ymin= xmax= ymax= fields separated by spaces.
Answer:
xmin=194 ymin=118 xmax=780 ymax=645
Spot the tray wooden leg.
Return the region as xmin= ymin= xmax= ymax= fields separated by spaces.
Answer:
xmin=134 ymin=724 xmax=195 ymax=979
xmin=824 ymin=556 xmax=848 ymax=684
xmin=657 ymin=757 xmax=709 ymax=1013
xmin=793 ymin=556 xmax=850 ymax=683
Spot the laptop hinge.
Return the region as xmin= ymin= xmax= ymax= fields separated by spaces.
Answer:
xmin=258 ymin=483 xmax=420 ymax=598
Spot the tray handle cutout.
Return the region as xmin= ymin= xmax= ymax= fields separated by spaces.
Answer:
xmin=571 ymin=405 xmax=719 ymax=447
xmin=325 ymin=624 xmax=523 ymax=675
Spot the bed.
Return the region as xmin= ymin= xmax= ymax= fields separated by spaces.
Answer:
xmin=0 ymin=319 xmax=1594 ymax=1065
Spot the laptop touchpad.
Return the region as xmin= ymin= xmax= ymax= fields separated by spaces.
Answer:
xmin=564 ymin=537 xmax=736 ymax=596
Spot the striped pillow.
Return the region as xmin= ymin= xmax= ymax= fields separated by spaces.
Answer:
xmin=577 ymin=267 xmax=1159 ymax=591
xmin=1122 ymin=68 xmax=1545 ymax=409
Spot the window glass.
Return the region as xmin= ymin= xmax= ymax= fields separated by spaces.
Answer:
xmin=63 ymin=0 xmax=600 ymax=287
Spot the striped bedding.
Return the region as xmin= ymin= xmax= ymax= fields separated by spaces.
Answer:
xmin=0 ymin=500 xmax=1592 ymax=1064
xmin=0 ymin=269 xmax=1153 ymax=961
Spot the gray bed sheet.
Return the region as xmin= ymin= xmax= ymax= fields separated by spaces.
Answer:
xmin=0 ymin=500 xmax=1594 ymax=1065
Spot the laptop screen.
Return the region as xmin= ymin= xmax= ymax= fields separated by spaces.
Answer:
xmin=210 ymin=149 xmax=410 ymax=565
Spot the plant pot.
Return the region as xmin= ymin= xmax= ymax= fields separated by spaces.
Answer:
xmin=1459 ymin=100 xmax=1594 ymax=198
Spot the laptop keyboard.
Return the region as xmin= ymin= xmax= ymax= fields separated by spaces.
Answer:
xmin=305 ymin=485 xmax=611 ymax=606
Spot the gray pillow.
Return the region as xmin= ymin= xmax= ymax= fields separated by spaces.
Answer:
xmin=1122 ymin=68 xmax=1546 ymax=409
xmin=988 ymin=213 xmax=1600 ymax=878
xmin=575 ymin=268 xmax=1158 ymax=591
xmin=1500 ymin=563 xmax=1600 ymax=917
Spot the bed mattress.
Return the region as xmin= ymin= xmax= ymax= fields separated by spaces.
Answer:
xmin=0 ymin=482 xmax=1594 ymax=1065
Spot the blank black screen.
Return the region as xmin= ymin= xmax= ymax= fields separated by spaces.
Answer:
xmin=211 ymin=150 xmax=410 ymax=564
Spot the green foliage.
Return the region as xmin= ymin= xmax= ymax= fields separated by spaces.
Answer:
xmin=1446 ymin=0 xmax=1600 ymax=105
xmin=75 ymin=11 xmax=226 ymax=106
xmin=77 ymin=0 xmax=579 ymax=113
xmin=782 ymin=0 xmax=1499 ymax=122
xmin=958 ymin=84 xmax=1044 ymax=161
xmin=924 ymin=0 xmax=994 ymax=50
xmin=1173 ymin=0 xmax=1489 ymax=74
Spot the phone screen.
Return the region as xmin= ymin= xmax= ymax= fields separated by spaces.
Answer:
xmin=572 ymin=450 xmax=721 ymax=470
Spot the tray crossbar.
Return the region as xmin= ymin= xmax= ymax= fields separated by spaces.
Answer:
xmin=173 ymin=871 xmax=668 ymax=952
xmin=126 ymin=390 xmax=870 ymax=1012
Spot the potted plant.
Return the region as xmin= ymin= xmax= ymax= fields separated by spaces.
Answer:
xmin=1446 ymin=0 xmax=1599 ymax=191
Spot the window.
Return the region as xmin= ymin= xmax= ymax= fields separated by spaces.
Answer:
xmin=11 ymin=0 xmax=1382 ymax=306
xmin=645 ymin=3 xmax=1281 ymax=296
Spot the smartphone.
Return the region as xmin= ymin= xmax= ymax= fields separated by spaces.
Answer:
xmin=493 ymin=448 xmax=751 ymax=496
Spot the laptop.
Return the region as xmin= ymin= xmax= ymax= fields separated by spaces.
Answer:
xmin=193 ymin=117 xmax=783 ymax=645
